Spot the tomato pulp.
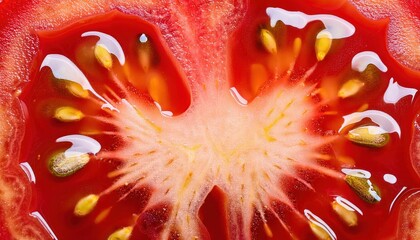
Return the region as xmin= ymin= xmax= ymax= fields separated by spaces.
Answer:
xmin=0 ymin=0 xmax=420 ymax=239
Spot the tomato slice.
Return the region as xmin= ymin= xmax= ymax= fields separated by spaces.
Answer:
xmin=0 ymin=0 xmax=420 ymax=239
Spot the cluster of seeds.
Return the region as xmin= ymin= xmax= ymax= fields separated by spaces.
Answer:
xmin=22 ymin=5 xmax=418 ymax=240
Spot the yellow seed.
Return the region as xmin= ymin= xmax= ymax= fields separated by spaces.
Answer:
xmin=138 ymin=49 xmax=151 ymax=72
xmin=66 ymin=81 xmax=89 ymax=98
xmin=345 ymin=175 xmax=381 ymax=203
xmin=94 ymin=44 xmax=113 ymax=69
xmin=263 ymin=223 xmax=273 ymax=238
xmin=338 ymin=79 xmax=365 ymax=98
xmin=332 ymin=201 xmax=358 ymax=227
xmin=347 ymin=125 xmax=390 ymax=148
xmin=260 ymin=29 xmax=277 ymax=54
xmin=108 ymin=226 xmax=133 ymax=240
xmin=309 ymin=222 xmax=332 ymax=240
xmin=250 ymin=63 xmax=268 ymax=94
xmin=54 ymin=106 xmax=84 ymax=122
xmin=49 ymin=152 xmax=90 ymax=177
xmin=293 ymin=37 xmax=302 ymax=57
xmin=94 ymin=207 xmax=112 ymax=224
xmin=148 ymin=72 xmax=169 ymax=108
xmin=138 ymin=34 xmax=154 ymax=72
xmin=74 ymin=194 xmax=99 ymax=216
xmin=357 ymin=103 xmax=369 ymax=112
xmin=315 ymin=30 xmax=332 ymax=61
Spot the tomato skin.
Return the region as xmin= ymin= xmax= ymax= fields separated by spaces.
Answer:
xmin=0 ymin=0 xmax=419 ymax=239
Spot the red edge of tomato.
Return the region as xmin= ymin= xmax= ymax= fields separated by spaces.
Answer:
xmin=0 ymin=0 xmax=419 ymax=239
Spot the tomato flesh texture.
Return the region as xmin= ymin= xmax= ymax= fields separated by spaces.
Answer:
xmin=21 ymin=12 xmax=191 ymax=239
xmin=230 ymin=1 xmax=420 ymax=239
xmin=13 ymin=1 xmax=420 ymax=240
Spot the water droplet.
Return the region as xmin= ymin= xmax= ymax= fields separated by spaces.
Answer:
xmin=383 ymin=173 xmax=397 ymax=184
xmin=266 ymin=7 xmax=355 ymax=39
xmin=230 ymin=87 xmax=248 ymax=105
xmin=339 ymin=110 xmax=401 ymax=137
xmin=139 ymin=33 xmax=148 ymax=43
xmin=351 ymin=51 xmax=387 ymax=73
xmin=383 ymin=78 xmax=417 ymax=104
xmin=20 ymin=162 xmax=36 ymax=184
xmin=56 ymin=134 xmax=101 ymax=158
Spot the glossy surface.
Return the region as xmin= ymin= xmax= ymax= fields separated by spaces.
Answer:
xmin=0 ymin=0 xmax=419 ymax=239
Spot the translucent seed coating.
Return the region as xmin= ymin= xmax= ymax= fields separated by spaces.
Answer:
xmin=74 ymin=194 xmax=99 ymax=216
xmin=94 ymin=44 xmax=113 ymax=69
xmin=293 ymin=37 xmax=302 ymax=57
xmin=347 ymin=125 xmax=390 ymax=148
xmin=260 ymin=29 xmax=277 ymax=54
xmin=54 ymin=106 xmax=84 ymax=122
xmin=263 ymin=223 xmax=273 ymax=238
xmin=148 ymin=72 xmax=169 ymax=108
xmin=138 ymin=36 xmax=153 ymax=72
xmin=332 ymin=201 xmax=358 ymax=227
xmin=345 ymin=175 xmax=381 ymax=203
xmin=250 ymin=63 xmax=268 ymax=94
xmin=315 ymin=31 xmax=332 ymax=61
xmin=309 ymin=222 xmax=332 ymax=240
xmin=108 ymin=226 xmax=133 ymax=240
xmin=338 ymin=79 xmax=365 ymax=98
xmin=49 ymin=152 xmax=90 ymax=177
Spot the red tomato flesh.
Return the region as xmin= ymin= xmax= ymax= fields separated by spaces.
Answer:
xmin=0 ymin=0 xmax=420 ymax=240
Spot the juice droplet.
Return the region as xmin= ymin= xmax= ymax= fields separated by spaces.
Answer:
xmin=266 ymin=7 xmax=355 ymax=39
xmin=339 ymin=110 xmax=401 ymax=137
xmin=383 ymin=173 xmax=397 ymax=184
xmin=56 ymin=134 xmax=101 ymax=158
xmin=19 ymin=162 xmax=36 ymax=184
xmin=351 ymin=51 xmax=387 ymax=73
xmin=383 ymin=78 xmax=417 ymax=105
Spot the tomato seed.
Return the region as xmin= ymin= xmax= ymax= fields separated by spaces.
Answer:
xmin=260 ymin=28 xmax=277 ymax=54
xmin=347 ymin=125 xmax=390 ymax=148
xmin=107 ymin=226 xmax=133 ymax=240
xmin=94 ymin=44 xmax=113 ymax=70
xmin=338 ymin=79 xmax=365 ymax=99
xmin=53 ymin=106 xmax=84 ymax=122
xmin=48 ymin=152 xmax=90 ymax=177
xmin=315 ymin=30 xmax=332 ymax=61
xmin=345 ymin=175 xmax=381 ymax=203
xmin=332 ymin=201 xmax=358 ymax=227
xmin=74 ymin=194 xmax=99 ymax=217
